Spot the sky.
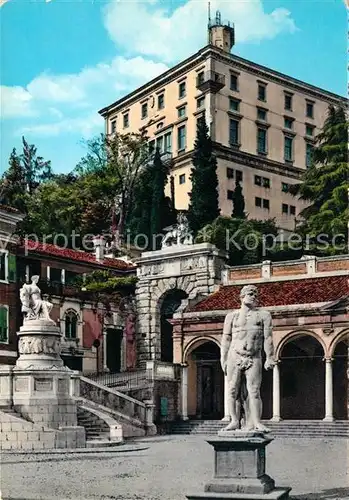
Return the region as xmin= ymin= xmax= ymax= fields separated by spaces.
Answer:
xmin=1 ymin=0 xmax=347 ymax=175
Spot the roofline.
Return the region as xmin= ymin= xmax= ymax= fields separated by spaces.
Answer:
xmin=99 ymin=45 xmax=346 ymax=118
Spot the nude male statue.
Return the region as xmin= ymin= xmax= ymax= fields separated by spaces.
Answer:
xmin=220 ymin=284 xmax=275 ymax=432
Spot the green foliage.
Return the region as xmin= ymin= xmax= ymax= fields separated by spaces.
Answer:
xmin=196 ymin=216 xmax=278 ymax=266
xmin=231 ymin=181 xmax=246 ymax=219
xmin=78 ymin=271 xmax=137 ymax=293
xmin=0 ymin=138 xmax=52 ymax=214
xmin=187 ymin=118 xmax=220 ymax=235
xmin=290 ymin=105 xmax=348 ymax=244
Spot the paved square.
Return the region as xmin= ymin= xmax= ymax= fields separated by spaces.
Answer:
xmin=1 ymin=436 xmax=348 ymax=500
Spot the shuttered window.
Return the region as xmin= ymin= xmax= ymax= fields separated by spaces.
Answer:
xmin=8 ymin=254 xmax=16 ymax=282
xmin=0 ymin=307 xmax=8 ymax=343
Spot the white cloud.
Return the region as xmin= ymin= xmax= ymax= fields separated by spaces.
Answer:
xmin=103 ymin=0 xmax=297 ymax=63
xmin=2 ymin=55 xmax=168 ymax=137
xmin=1 ymin=86 xmax=37 ymax=118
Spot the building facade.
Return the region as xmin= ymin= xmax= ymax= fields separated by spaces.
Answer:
xmin=0 ymin=207 xmax=137 ymax=372
xmin=99 ymin=14 xmax=346 ymax=231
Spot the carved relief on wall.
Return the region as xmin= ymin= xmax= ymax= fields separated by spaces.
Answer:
xmin=181 ymin=256 xmax=206 ymax=272
xmin=139 ymin=263 xmax=164 ymax=277
xmin=18 ymin=336 xmax=61 ymax=355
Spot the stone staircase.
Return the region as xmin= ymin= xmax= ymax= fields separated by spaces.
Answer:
xmin=168 ymin=420 xmax=349 ymax=438
xmin=77 ymin=405 xmax=123 ymax=447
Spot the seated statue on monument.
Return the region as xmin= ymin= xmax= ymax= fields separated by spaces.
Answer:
xmin=162 ymin=212 xmax=193 ymax=248
xmin=220 ymin=284 xmax=275 ymax=432
xmin=20 ymin=275 xmax=54 ymax=323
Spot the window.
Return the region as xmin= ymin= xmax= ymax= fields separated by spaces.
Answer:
xmin=263 ymin=199 xmax=270 ymax=210
xmin=306 ymin=102 xmax=314 ymax=118
xmin=306 ymin=143 xmax=314 ymax=168
xmin=179 ymin=174 xmax=186 ymax=185
xmin=284 ymin=94 xmax=293 ymax=111
xmin=158 ymin=94 xmax=165 ymax=110
xmin=254 ymin=175 xmax=262 ymax=186
xmin=179 ymin=81 xmax=186 ymax=99
xmin=290 ymin=205 xmax=296 ymax=215
xmin=284 ymin=136 xmax=293 ymax=161
xmin=236 ymin=170 xmax=243 ymax=182
xmin=149 ymin=140 xmax=155 ymax=155
xmin=0 ymin=252 xmax=7 ymax=281
xmin=50 ymin=267 xmax=62 ymax=284
xmin=0 ymin=306 xmax=8 ymax=343
xmin=255 ymin=197 xmax=262 ymax=208
xmin=230 ymin=74 xmax=238 ymax=91
xmin=229 ymin=98 xmax=240 ymax=112
xmin=178 ymin=106 xmax=186 ymax=118
xmin=257 ymin=128 xmax=267 ymax=154
xmin=282 ymin=203 xmax=288 ymax=214
xmin=227 ymin=168 xmax=234 ymax=179
xmin=123 ymin=113 xmax=129 ymax=128
xmin=257 ymin=108 xmax=267 ymax=121
xmin=156 ymin=136 xmax=164 ymax=153
xmin=229 ymin=119 xmax=239 ymax=145
xmin=177 ymin=125 xmax=186 ymax=151
xmin=141 ymin=102 xmax=148 ymax=119
xmin=164 ymin=132 xmax=172 ymax=153
xmin=306 ymin=125 xmax=314 ymax=136
xmin=227 ymin=190 xmax=234 ymax=200
xmin=282 ymin=182 xmax=289 ymax=193
xmin=65 ymin=311 xmax=78 ymax=339
xmin=258 ymin=83 xmax=266 ymax=101
xmin=197 ymin=97 xmax=205 ymax=109
xmin=263 ymin=177 xmax=270 ymax=188
xmin=111 ymin=120 xmax=116 ymax=134
xmin=197 ymin=71 xmax=205 ymax=86
xmin=284 ymin=118 xmax=293 ymax=130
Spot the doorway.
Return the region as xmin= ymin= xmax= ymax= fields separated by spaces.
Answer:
xmin=106 ymin=328 xmax=123 ymax=373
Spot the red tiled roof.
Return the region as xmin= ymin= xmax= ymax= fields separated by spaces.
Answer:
xmin=191 ymin=276 xmax=349 ymax=312
xmin=20 ymin=240 xmax=136 ymax=271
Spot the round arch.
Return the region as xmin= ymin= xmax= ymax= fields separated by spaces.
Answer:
xmin=158 ymin=288 xmax=188 ymax=363
xmin=279 ymin=332 xmax=325 ymax=419
xmin=184 ymin=336 xmax=221 ymax=363
xmin=185 ymin=338 xmax=223 ymax=420
xmin=275 ymin=329 xmax=326 ymax=361
xmin=328 ymin=328 xmax=349 ymax=358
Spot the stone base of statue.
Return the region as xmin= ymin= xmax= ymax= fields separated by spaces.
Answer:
xmin=0 ymin=320 xmax=85 ymax=450
xmin=186 ymin=431 xmax=291 ymax=500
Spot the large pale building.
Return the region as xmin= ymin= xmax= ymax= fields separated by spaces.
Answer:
xmin=99 ymin=12 xmax=346 ymax=231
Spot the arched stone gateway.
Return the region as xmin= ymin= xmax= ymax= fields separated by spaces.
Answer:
xmin=135 ymin=243 xmax=226 ymax=366
xmin=280 ymin=334 xmax=325 ymax=420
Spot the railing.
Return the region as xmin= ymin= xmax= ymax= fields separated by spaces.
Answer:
xmin=80 ymin=376 xmax=147 ymax=423
xmin=85 ymin=370 xmax=150 ymax=390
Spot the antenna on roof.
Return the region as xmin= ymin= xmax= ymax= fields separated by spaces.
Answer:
xmin=207 ymin=1 xmax=212 ymax=43
xmin=208 ymin=1 xmax=211 ymax=25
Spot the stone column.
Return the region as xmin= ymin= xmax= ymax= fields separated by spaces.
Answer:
xmin=323 ymin=358 xmax=334 ymax=421
xmin=144 ymin=399 xmax=157 ymax=436
xmin=222 ymin=375 xmax=230 ymax=422
xmin=272 ymin=361 xmax=281 ymax=421
xmin=181 ymin=363 xmax=189 ymax=421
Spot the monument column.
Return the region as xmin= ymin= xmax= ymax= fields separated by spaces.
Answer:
xmin=272 ymin=361 xmax=281 ymax=421
xmin=323 ymin=357 xmax=334 ymax=421
xmin=181 ymin=363 xmax=189 ymax=421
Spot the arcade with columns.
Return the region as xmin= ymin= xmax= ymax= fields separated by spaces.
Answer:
xmin=135 ymin=242 xmax=349 ymax=423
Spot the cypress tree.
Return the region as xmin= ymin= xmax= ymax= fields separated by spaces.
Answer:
xmin=150 ymin=149 xmax=168 ymax=249
xmin=290 ymin=105 xmax=348 ymax=241
xmin=231 ymin=180 xmax=246 ymax=218
xmin=128 ymin=163 xmax=153 ymax=248
xmin=187 ymin=117 xmax=220 ymax=235
xmin=0 ymin=148 xmax=26 ymax=212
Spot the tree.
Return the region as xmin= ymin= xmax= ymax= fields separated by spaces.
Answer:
xmin=196 ymin=216 xmax=278 ymax=266
xmin=0 ymin=148 xmax=26 ymax=212
xmin=187 ymin=118 xmax=220 ymax=235
xmin=290 ymin=105 xmax=348 ymax=244
xmin=231 ymin=180 xmax=246 ymax=218
xmin=21 ymin=136 xmax=53 ymax=193
xmin=150 ymin=149 xmax=169 ymax=248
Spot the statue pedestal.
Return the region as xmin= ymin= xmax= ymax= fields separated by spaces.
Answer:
xmin=10 ymin=320 xmax=85 ymax=449
xmin=186 ymin=431 xmax=291 ymax=500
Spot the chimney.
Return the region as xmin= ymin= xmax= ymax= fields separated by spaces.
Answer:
xmin=92 ymin=236 xmax=106 ymax=263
